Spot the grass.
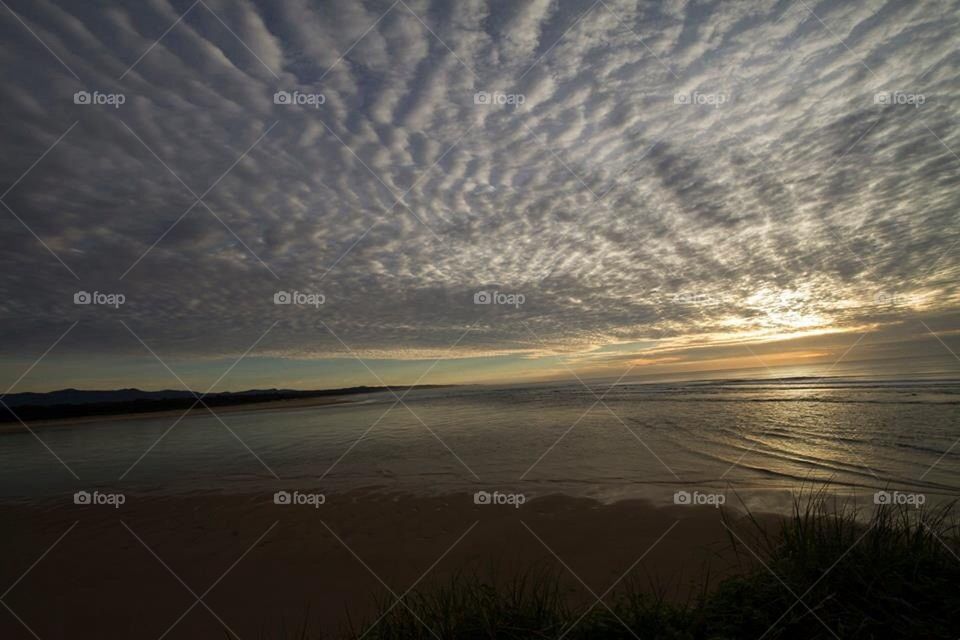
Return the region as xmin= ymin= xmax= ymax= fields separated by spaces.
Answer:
xmin=268 ymin=489 xmax=960 ymax=639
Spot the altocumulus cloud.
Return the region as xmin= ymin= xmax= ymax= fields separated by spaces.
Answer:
xmin=0 ymin=0 xmax=958 ymax=380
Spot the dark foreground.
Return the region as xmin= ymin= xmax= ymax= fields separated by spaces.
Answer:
xmin=354 ymin=491 xmax=960 ymax=640
xmin=0 ymin=489 xmax=956 ymax=639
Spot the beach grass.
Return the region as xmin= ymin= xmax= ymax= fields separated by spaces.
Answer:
xmin=329 ymin=489 xmax=960 ymax=640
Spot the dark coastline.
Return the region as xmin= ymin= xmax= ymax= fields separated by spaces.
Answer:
xmin=0 ymin=385 xmax=452 ymax=424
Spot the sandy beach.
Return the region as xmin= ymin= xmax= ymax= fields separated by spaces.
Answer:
xmin=0 ymin=491 xmax=770 ymax=639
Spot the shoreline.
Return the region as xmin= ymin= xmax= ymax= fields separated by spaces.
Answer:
xmin=0 ymin=395 xmax=363 ymax=432
xmin=3 ymin=479 xmax=955 ymax=516
xmin=0 ymin=384 xmax=455 ymax=430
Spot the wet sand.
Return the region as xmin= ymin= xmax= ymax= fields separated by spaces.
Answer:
xmin=0 ymin=491 xmax=775 ymax=639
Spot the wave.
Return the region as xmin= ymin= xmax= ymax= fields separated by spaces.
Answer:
xmin=603 ymin=396 xmax=960 ymax=405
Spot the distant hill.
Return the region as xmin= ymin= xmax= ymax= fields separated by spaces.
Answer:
xmin=0 ymin=386 xmax=449 ymax=423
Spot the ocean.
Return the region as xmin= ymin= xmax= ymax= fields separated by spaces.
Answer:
xmin=2 ymin=376 xmax=958 ymax=511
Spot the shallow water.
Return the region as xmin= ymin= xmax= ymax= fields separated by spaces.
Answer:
xmin=2 ymin=377 xmax=958 ymax=509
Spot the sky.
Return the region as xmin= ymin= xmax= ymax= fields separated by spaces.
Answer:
xmin=0 ymin=0 xmax=958 ymax=393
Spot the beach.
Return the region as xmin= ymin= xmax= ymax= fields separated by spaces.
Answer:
xmin=0 ymin=491 xmax=764 ymax=639
xmin=2 ymin=378 xmax=957 ymax=638
xmin=4 ymin=1 xmax=960 ymax=635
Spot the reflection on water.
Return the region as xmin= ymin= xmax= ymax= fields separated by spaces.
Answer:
xmin=1 ymin=377 xmax=958 ymax=509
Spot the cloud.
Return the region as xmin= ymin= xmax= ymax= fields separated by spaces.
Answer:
xmin=0 ymin=0 xmax=957 ymax=386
